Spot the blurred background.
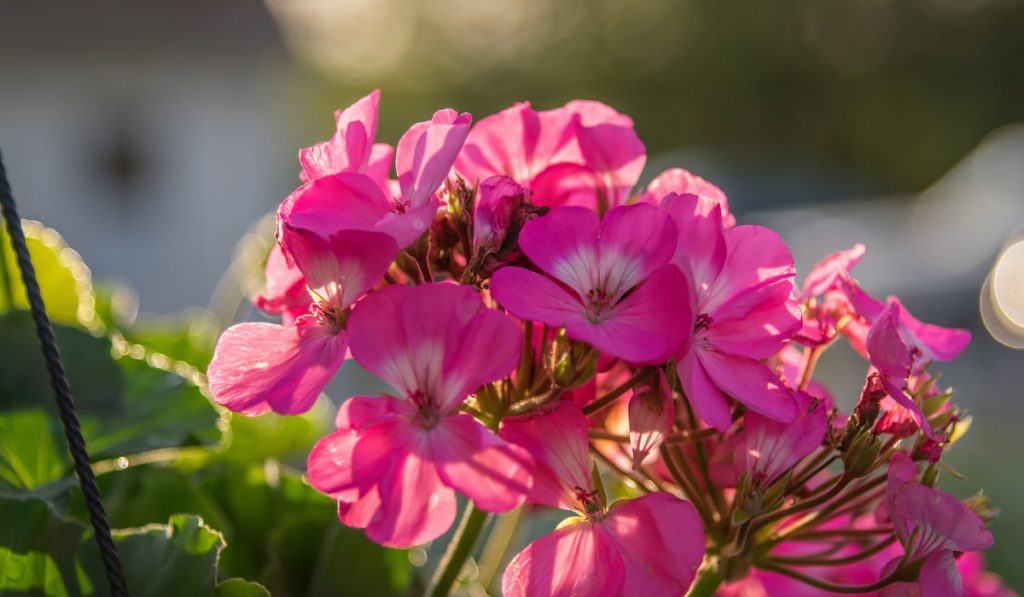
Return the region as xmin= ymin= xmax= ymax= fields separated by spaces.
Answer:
xmin=1 ymin=0 xmax=1022 ymax=590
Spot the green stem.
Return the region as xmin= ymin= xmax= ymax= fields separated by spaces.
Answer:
xmin=754 ymin=560 xmax=904 ymax=593
xmin=428 ymin=504 xmax=489 ymax=597
xmin=686 ymin=564 xmax=723 ymax=597
xmin=0 ymin=226 xmax=14 ymax=309
xmin=582 ymin=367 xmax=653 ymax=415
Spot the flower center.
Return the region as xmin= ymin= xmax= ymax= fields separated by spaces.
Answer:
xmin=409 ymin=390 xmax=442 ymax=429
xmin=573 ymin=486 xmax=605 ymax=521
xmin=584 ymin=288 xmax=613 ymax=323
xmin=694 ymin=312 xmax=713 ymax=333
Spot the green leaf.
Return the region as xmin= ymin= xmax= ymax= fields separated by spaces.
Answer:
xmin=216 ymin=578 xmax=270 ymax=596
xmin=0 ymin=220 xmax=96 ymax=329
xmin=0 ymin=495 xmax=89 ymax=597
xmin=0 ymin=410 xmax=67 ymax=492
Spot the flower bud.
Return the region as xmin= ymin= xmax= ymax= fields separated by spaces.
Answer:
xmin=843 ymin=429 xmax=881 ymax=478
xmin=627 ymin=370 xmax=674 ymax=470
xmin=548 ymin=329 xmax=598 ymax=389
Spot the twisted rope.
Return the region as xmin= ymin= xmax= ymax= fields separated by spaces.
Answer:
xmin=0 ymin=151 xmax=128 ymax=596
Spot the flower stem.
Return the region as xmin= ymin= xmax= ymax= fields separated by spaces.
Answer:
xmin=428 ymin=503 xmax=489 ymax=597
xmin=582 ymin=367 xmax=653 ymax=415
xmin=686 ymin=563 xmax=723 ymax=597
xmin=754 ymin=560 xmax=904 ymax=593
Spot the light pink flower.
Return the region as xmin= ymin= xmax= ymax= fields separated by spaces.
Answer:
xmin=254 ymin=243 xmax=312 ymax=325
xmin=663 ymin=192 xmax=801 ymax=430
xmin=639 ymin=168 xmax=735 ymax=228
xmin=628 ymin=369 xmax=674 ymax=470
xmin=741 ymin=390 xmax=827 ymax=488
xmin=306 ymin=283 xmax=533 ymax=547
xmin=490 ymin=203 xmax=692 ymax=364
xmin=880 ymin=453 xmax=994 ymax=597
xmin=278 ymin=109 xmax=472 ymax=250
xmin=207 ymin=228 xmax=397 ymax=415
xmin=500 ymin=403 xmax=705 ymax=596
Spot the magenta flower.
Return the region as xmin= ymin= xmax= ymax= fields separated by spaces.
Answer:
xmin=489 ymin=203 xmax=692 ymax=365
xmin=306 ymin=283 xmax=533 ymax=547
xmin=663 ymin=192 xmax=801 ymax=430
xmin=279 ymin=108 xmax=472 ymax=250
xmin=207 ymin=227 xmax=397 ymax=415
xmin=500 ymin=403 xmax=705 ymax=596
xmin=880 ymin=453 xmax=994 ymax=596
xmin=741 ymin=390 xmax=827 ymax=489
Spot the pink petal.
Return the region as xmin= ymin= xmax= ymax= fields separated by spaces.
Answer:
xmin=892 ymin=484 xmax=994 ymax=554
xmin=563 ymin=99 xmax=634 ymax=127
xmin=298 ymin=89 xmax=380 ymax=181
xmin=888 ymin=297 xmax=971 ymax=362
xmin=662 ymin=193 xmax=728 ymax=295
xmin=919 ymin=550 xmax=962 ymax=597
xmin=518 ymin=205 xmax=600 ymax=296
xmin=395 ymin=109 xmax=472 ymax=207
xmin=571 ymin=265 xmax=691 ymax=364
xmin=603 ymin=493 xmax=705 ymax=596
xmin=698 ymin=349 xmax=798 ymax=423
xmin=279 ymin=227 xmax=397 ymax=310
xmin=677 ymin=350 xmax=733 ymax=432
xmin=348 ymin=283 xmax=519 ymax=410
xmin=880 ymin=376 xmax=941 ymax=441
xmin=868 ymin=303 xmax=913 ymax=379
xmin=366 ymin=430 xmax=458 ymax=547
xmin=628 ymin=370 xmax=674 ymax=470
xmin=706 ymin=280 xmax=802 ymax=359
xmin=800 ymin=244 xmax=866 ymax=299
xmin=530 ymin=162 xmax=601 ymax=209
xmin=366 ymin=143 xmax=394 ymax=189
xmin=502 ymin=522 xmax=624 ymax=597
xmin=490 ymin=267 xmax=588 ymax=328
xmin=334 ymin=395 xmax=408 ymax=430
xmin=431 ymin=413 xmax=533 ymax=512
xmin=500 ymin=402 xmax=592 ymax=510
xmin=337 ymin=487 xmax=381 ymax=529
xmin=642 ymin=168 xmax=733 ymax=227
xmin=573 ymin=120 xmax=646 ymax=208
xmin=743 ymin=391 xmax=827 ymax=485
xmin=455 ymin=101 xmax=577 ymax=185
xmin=706 ymin=225 xmax=796 ymax=309
xmin=207 ymin=318 xmax=346 ymax=416
xmin=473 ymin=175 xmax=530 ymax=253
xmin=254 ymin=243 xmax=311 ymax=324
xmin=307 ymin=430 xmax=362 ymax=501
xmin=599 ymin=203 xmax=678 ymax=296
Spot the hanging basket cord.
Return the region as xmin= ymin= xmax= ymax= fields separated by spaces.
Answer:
xmin=0 ymin=152 xmax=128 ymax=596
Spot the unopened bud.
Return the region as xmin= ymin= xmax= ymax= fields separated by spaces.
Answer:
xmin=549 ymin=329 xmax=597 ymax=389
xmin=843 ymin=430 xmax=881 ymax=477
xmin=963 ymin=493 xmax=999 ymax=526
xmin=921 ymin=463 xmax=939 ymax=487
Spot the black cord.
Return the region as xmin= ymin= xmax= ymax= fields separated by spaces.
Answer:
xmin=0 ymin=152 xmax=129 ymax=596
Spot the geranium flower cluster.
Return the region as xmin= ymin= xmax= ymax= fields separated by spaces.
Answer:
xmin=207 ymin=91 xmax=1013 ymax=596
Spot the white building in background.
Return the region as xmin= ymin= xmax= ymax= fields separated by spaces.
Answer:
xmin=0 ymin=1 xmax=303 ymax=315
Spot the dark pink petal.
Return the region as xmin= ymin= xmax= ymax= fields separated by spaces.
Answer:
xmin=800 ymin=244 xmax=866 ymax=299
xmin=500 ymin=402 xmax=592 ymax=511
xmin=868 ymin=303 xmax=913 ymax=379
xmin=502 ymin=522 xmax=624 ymax=597
xmin=642 ymin=168 xmax=733 ymax=227
xmin=676 ymin=350 xmax=733 ymax=432
xmin=254 ymin=243 xmax=310 ymax=324
xmin=431 ymin=413 xmax=533 ymax=512
xmin=441 ymin=307 xmax=523 ymax=410
xmin=530 ymin=162 xmax=600 ymax=209
xmin=743 ymin=391 xmax=827 ymax=486
xmin=334 ymin=395 xmax=409 ymax=430
xmin=707 ymin=280 xmax=802 ymax=359
xmin=207 ymin=318 xmax=346 ymax=416
xmin=603 ymin=493 xmax=705 ymax=596
xmin=698 ymin=349 xmax=798 ymax=423
xmin=919 ymin=550 xmax=962 ymax=597
xmin=473 ymin=175 xmax=529 ymax=253
xmin=662 ymin=193 xmax=728 ymax=295
xmin=628 ymin=370 xmax=674 ymax=470
xmin=518 ymin=205 xmax=600 ymax=295
xmin=599 ymin=203 xmax=678 ymax=296
xmin=395 ymin=109 xmax=472 ymax=207
xmin=573 ymin=120 xmax=646 ymax=208
xmin=298 ymin=89 xmax=380 ymax=181
xmin=280 ymin=227 xmax=397 ymax=311
xmin=571 ymin=265 xmax=691 ymax=364
xmin=367 ymin=431 xmax=458 ymax=547
xmin=880 ymin=376 xmax=941 ymax=441
xmin=490 ymin=267 xmax=587 ymax=329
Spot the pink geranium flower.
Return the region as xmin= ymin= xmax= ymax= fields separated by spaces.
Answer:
xmin=741 ymin=390 xmax=827 ymax=489
xmin=207 ymin=227 xmax=397 ymax=415
xmin=306 ymin=283 xmax=533 ymax=547
xmin=297 ymin=88 xmax=393 ymax=188
xmin=500 ymin=402 xmax=705 ymax=596
xmin=880 ymin=453 xmax=994 ymax=596
xmin=489 ymin=203 xmax=692 ymax=364
xmin=278 ymin=108 xmax=472 ymax=250
xmin=627 ymin=369 xmax=674 ymax=470
xmin=663 ymin=192 xmax=801 ymax=430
